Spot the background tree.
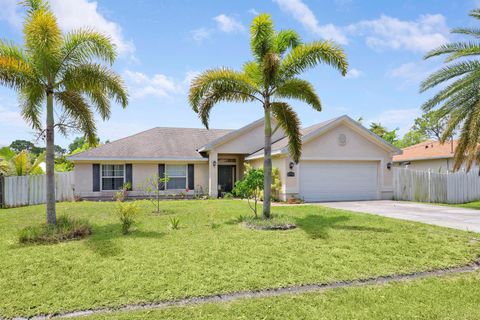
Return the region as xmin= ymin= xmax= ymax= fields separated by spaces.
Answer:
xmin=369 ymin=122 xmax=399 ymax=145
xmin=68 ymin=135 xmax=99 ymax=153
xmin=0 ymin=0 xmax=128 ymax=224
xmin=411 ymin=110 xmax=450 ymax=141
xmin=189 ymin=13 xmax=347 ymax=218
xmin=396 ymin=130 xmax=428 ymax=148
xmin=138 ymin=174 xmax=170 ymax=214
xmin=0 ymin=148 xmax=45 ymax=176
xmin=9 ymin=139 xmax=35 ymax=153
xmin=420 ymin=8 xmax=480 ymax=171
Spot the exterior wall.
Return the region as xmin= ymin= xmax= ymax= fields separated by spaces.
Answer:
xmin=214 ymin=122 xmax=284 ymax=154
xmin=247 ymin=122 xmax=397 ymax=201
xmin=73 ymin=160 xmax=209 ymax=198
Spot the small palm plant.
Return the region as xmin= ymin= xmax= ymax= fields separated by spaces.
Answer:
xmin=0 ymin=0 xmax=128 ymax=224
xmin=189 ymin=14 xmax=348 ymax=218
xmin=421 ymin=8 xmax=480 ymax=171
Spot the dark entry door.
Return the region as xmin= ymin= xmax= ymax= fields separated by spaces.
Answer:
xmin=218 ymin=165 xmax=235 ymax=196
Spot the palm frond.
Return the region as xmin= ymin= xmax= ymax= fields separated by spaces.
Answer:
xmin=469 ymin=8 xmax=480 ymax=20
xmin=243 ymin=61 xmax=263 ymax=86
xmin=250 ymin=13 xmax=274 ymax=61
xmin=55 ymin=90 xmax=97 ymax=144
xmin=274 ymin=78 xmax=321 ymax=111
xmin=62 ymin=63 xmax=128 ymax=109
xmin=421 ymin=72 xmax=480 ymax=112
xmin=452 ymin=101 xmax=480 ymax=171
xmin=451 ymin=27 xmax=480 ymax=38
xmin=23 ymin=3 xmax=62 ymax=77
xmin=420 ymin=61 xmax=480 ymax=91
xmin=271 ymin=102 xmax=302 ymax=162
xmin=262 ymin=51 xmax=280 ymax=87
xmin=274 ymin=29 xmax=301 ymax=55
xmin=19 ymin=82 xmax=44 ymax=130
xmin=424 ymin=42 xmax=480 ymax=61
xmin=0 ymin=56 xmax=34 ymax=90
xmin=279 ymin=41 xmax=348 ymax=81
xmin=189 ymin=68 xmax=260 ymax=123
xmin=59 ymin=28 xmax=117 ymax=72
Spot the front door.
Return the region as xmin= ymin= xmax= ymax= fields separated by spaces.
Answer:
xmin=218 ymin=165 xmax=236 ymax=196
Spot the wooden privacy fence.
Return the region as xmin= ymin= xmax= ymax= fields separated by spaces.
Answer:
xmin=1 ymin=171 xmax=75 ymax=208
xmin=393 ymin=167 xmax=480 ymax=204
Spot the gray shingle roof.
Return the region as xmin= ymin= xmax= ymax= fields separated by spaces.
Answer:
xmin=68 ymin=127 xmax=232 ymax=160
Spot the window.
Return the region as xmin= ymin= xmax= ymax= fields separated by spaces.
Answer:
xmin=101 ymin=164 xmax=124 ymax=190
xmin=166 ymin=165 xmax=187 ymax=189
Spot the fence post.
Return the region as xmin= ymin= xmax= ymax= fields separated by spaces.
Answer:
xmin=428 ymin=169 xmax=431 ymax=203
xmin=0 ymin=174 xmax=4 ymax=208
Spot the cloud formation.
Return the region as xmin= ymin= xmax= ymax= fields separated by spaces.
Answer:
xmin=213 ymin=14 xmax=245 ymax=33
xmin=348 ymin=14 xmax=449 ymax=52
xmin=273 ymin=0 xmax=348 ymax=44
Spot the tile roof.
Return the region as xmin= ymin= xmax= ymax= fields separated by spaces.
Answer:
xmin=393 ymin=140 xmax=457 ymax=162
xmin=68 ymin=127 xmax=232 ymax=160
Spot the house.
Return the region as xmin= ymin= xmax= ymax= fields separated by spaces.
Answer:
xmin=393 ymin=140 xmax=474 ymax=173
xmin=68 ymin=115 xmax=401 ymax=202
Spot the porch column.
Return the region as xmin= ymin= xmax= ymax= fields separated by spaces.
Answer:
xmin=208 ymin=151 xmax=218 ymax=198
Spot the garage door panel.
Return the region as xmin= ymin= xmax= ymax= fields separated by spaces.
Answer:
xmin=299 ymin=161 xmax=379 ymax=202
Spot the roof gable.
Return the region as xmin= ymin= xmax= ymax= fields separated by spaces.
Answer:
xmin=246 ymin=115 xmax=402 ymax=160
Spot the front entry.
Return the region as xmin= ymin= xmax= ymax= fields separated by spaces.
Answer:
xmin=218 ymin=165 xmax=236 ymax=197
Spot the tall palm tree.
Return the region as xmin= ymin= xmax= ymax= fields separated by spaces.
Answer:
xmin=189 ymin=14 xmax=347 ymax=218
xmin=0 ymin=0 xmax=128 ymax=224
xmin=421 ymin=8 xmax=480 ymax=171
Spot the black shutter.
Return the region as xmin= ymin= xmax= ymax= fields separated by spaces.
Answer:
xmin=158 ymin=164 xmax=165 ymax=190
xmin=188 ymin=164 xmax=194 ymax=190
xmin=92 ymin=164 xmax=100 ymax=192
xmin=125 ymin=164 xmax=133 ymax=190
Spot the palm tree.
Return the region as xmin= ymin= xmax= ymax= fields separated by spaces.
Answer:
xmin=421 ymin=8 xmax=480 ymax=171
xmin=0 ymin=0 xmax=128 ymax=224
xmin=189 ymin=14 xmax=347 ymax=218
xmin=0 ymin=148 xmax=45 ymax=176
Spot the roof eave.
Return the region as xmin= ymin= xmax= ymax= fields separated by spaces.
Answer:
xmin=67 ymin=157 xmax=209 ymax=162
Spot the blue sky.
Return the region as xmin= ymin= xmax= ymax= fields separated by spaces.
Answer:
xmin=0 ymin=0 xmax=478 ymax=148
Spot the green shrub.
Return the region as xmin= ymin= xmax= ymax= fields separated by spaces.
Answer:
xmin=115 ymin=201 xmax=141 ymax=234
xmin=18 ymin=216 xmax=92 ymax=244
xmin=168 ymin=217 xmax=180 ymax=230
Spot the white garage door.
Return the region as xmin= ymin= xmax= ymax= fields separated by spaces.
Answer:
xmin=299 ymin=161 xmax=379 ymax=202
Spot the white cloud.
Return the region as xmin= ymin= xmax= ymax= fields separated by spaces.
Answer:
xmin=367 ymin=108 xmax=422 ymax=135
xmin=0 ymin=105 xmax=24 ymax=127
xmin=191 ymin=28 xmax=212 ymax=43
xmin=124 ymin=70 xmax=183 ymax=99
xmin=0 ymin=0 xmax=21 ymax=27
xmin=345 ymin=68 xmax=362 ymax=79
xmin=248 ymin=8 xmax=259 ymax=15
xmin=183 ymin=70 xmax=200 ymax=86
xmin=273 ymin=0 xmax=348 ymax=44
xmin=50 ymin=0 xmax=134 ymax=56
xmin=213 ymin=14 xmax=245 ymax=33
xmin=348 ymin=14 xmax=449 ymax=52
xmin=387 ymin=61 xmax=435 ymax=86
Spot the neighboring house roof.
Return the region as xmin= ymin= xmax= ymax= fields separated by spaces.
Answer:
xmin=68 ymin=127 xmax=232 ymax=161
xmin=393 ymin=140 xmax=457 ymax=162
xmin=246 ymin=115 xmax=402 ymax=160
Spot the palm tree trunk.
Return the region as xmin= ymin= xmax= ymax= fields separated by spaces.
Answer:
xmin=46 ymin=91 xmax=56 ymax=225
xmin=263 ymin=103 xmax=272 ymax=219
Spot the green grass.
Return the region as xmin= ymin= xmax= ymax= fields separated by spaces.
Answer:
xmin=453 ymin=201 xmax=480 ymax=210
xmin=84 ymin=271 xmax=480 ymax=319
xmin=0 ymin=200 xmax=479 ymax=318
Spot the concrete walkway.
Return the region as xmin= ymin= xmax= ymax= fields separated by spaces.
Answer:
xmin=320 ymin=200 xmax=480 ymax=233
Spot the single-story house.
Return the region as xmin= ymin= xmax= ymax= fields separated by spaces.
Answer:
xmin=68 ymin=115 xmax=402 ymax=202
xmin=393 ymin=140 xmax=476 ymax=173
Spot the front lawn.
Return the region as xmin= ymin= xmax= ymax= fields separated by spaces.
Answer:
xmin=0 ymin=200 xmax=479 ymax=318
xmin=454 ymin=201 xmax=480 ymax=210
xmin=84 ymin=271 xmax=480 ymax=320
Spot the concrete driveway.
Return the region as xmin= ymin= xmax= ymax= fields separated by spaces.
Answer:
xmin=320 ymin=200 xmax=480 ymax=233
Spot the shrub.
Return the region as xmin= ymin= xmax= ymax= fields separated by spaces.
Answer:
xmin=18 ymin=216 xmax=92 ymax=244
xmin=168 ymin=217 xmax=180 ymax=230
xmin=114 ymin=182 xmax=131 ymax=202
xmin=115 ymin=201 xmax=141 ymax=234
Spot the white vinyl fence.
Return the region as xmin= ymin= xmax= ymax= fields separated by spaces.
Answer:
xmin=1 ymin=171 xmax=75 ymax=208
xmin=393 ymin=167 xmax=480 ymax=204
